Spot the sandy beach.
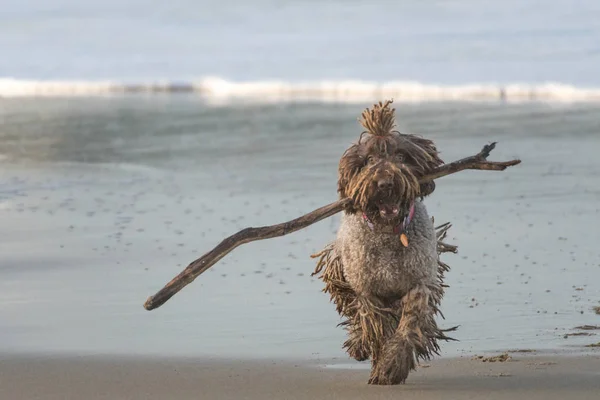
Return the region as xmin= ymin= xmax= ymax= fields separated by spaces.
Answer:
xmin=2 ymin=353 xmax=599 ymax=400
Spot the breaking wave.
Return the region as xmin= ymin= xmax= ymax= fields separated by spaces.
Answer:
xmin=2 ymin=77 xmax=600 ymax=103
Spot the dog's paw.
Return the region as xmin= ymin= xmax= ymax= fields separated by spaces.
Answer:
xmin=368 ymin=362 xmax=410 ymax=385
xmin=348 ymin=348 xmax=370 ymax=362
xmin=344 ymin=338 xmax=370 ymax=362
xmin=368 ymin=341 xmax=416 ymax=385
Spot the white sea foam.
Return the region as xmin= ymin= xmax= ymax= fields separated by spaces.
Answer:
xmin=2 ymin=77 xmax=600 ymax=103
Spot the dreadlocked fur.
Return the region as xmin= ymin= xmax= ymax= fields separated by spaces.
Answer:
xmin=311 ymin=221 xmax=458 ymax=380
xmin=338 ymin=100 xmax=443 ymax=217
xmin=346 ymin=162 xmax=419 ymax=218
xmin=312 ymin=100 xmax=457 ymax=385
xmin=359 ymin=100 xmax=397 ymax=137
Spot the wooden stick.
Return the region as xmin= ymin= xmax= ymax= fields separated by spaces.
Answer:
xmin=143 ymin=142 xmax=520 ymax=311
xmin=421 ymin=142 xmax=521 ymax=180
xmin=144 ymin=199 xmax=351 ymax=311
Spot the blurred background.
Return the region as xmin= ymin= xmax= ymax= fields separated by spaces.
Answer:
xmin=1 ymin=0 xmax=599 ymax=361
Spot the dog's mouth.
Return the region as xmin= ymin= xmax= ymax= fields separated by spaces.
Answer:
xmin=377 ymin=199 xmax=401 ymax=220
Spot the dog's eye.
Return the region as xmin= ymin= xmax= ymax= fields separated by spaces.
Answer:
xmin=394 ymin=153 xmax=405 ymax=162
xmin=367 ymin=156 xmax=376 ymax=165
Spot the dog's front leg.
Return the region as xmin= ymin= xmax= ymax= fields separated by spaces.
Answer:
xmin=368 ymin=284 xmax=438 ymax=385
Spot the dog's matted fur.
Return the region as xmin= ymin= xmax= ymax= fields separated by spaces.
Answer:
xmin=311 ymin=100 xmax=458 ymax=385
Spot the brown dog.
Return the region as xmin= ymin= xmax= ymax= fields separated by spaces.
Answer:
xmin=312 ymin=100 xmax=457 ymax=385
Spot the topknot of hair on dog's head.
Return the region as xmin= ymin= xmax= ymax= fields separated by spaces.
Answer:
xmin=358 ymin=99 xmax=397 ymax=139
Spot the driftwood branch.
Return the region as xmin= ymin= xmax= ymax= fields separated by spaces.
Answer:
xmin=143 ymin=142 xmax=520 ymax=311
xmin=421 ymin=142 xmax=521 ymax=180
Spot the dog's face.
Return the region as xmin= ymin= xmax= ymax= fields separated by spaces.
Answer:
xmin=338 ymin=120 xmax=443 ymax=227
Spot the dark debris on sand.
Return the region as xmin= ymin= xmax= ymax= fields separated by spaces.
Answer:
xmin=575 ymin=325 xmax=600 ymax=331
xmin=472 ymin=353 xmax=512 ymax=362
xmin=564 ymin=332 xmax=595 ymax=338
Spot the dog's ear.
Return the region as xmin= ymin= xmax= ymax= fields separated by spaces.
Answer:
xmin=419 ymin=181 xmax=437 ymax=198
xmin=337 ymin=144 xmax=363 ymax=213
xmin=399 ymin=134 xmax=444 ymax=198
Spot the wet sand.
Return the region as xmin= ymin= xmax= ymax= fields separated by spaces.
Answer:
xmin=1 ymin=100 xmax=599 ymax=381
xmin=1 ymin=100 xmax=599 ymax=360
xmin=2 ymin=353 xmax=599 ymax=400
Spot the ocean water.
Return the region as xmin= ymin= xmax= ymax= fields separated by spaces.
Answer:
xmin=1 ymin=1 xmax=599 ymax=361
xmin=2 ymin=0 xmax=600 ymax=101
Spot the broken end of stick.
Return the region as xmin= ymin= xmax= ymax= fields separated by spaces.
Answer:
xmin=481 ymin=142 xmax=497 ymax=159
xmin=144 ymin=296 xmax=154 ymax=311
xmin=478 ymin=141 xmax=522 ymax=169
xmin=143 ymin=296 xmax=158 ymax=311
xmin=497 ymin=159 xmax=522 ymax=169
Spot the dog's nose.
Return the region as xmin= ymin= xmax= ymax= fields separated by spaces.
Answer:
xmin=377 ymin=179 xmax=393 ymax=190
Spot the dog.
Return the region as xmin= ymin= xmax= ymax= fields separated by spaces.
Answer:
xmin=312 ymin=100 xmax=457 ymax=385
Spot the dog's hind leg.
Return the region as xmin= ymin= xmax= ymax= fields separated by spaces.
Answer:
xmin=312 ymin=245 xmax=396 ymax=363
xmin=340 ymin=295 xmax=399 ymax=367
xmin=368 ymin=284 xmax=442 ymax=385
xmin=342 ymin=319 xmax=370 ymax=361
xmin=312 ymin=244 xmax=374 ymax=361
